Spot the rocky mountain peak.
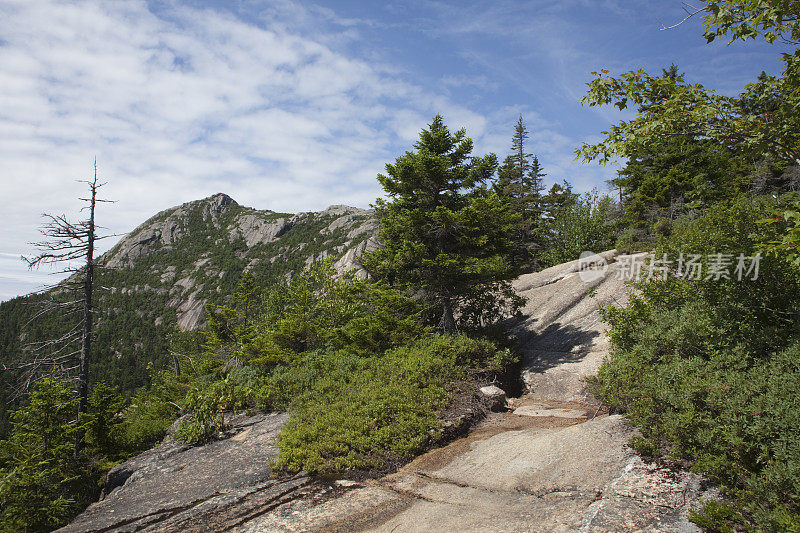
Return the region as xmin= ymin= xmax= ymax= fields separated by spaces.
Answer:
xmin=319 ymin=204 xmax=369 ymax=217
xmin=96 ymin=195 xmax=379 ymax=330
xmin=205 ymin=193 xmax=237 ymax=214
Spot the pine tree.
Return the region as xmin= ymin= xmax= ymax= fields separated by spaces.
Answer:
xmin=363 ymin=115 xmax=521 ymax=333
xmin=494 ymin=116 xmax=546 ymax=272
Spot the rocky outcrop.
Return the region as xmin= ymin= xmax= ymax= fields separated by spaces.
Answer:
xmin=230 ymin=214 xmax=292 ymax=248
xmin=234 ymin=251 xmax=715 ymax=532
xmin=57 ymin=413 xmax=317 ymax=533
xmin=105 ymin=193 xmax=237 ymax=269
xmin=333 ymin=235 xmax=379 ymax=276
xmin=512 ymin=249 xmax=640 ymax=402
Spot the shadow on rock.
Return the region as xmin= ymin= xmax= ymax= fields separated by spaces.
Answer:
xmin=522 ymin=322 xmax=600 ymax=372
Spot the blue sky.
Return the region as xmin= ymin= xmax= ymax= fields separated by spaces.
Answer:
xmin=0 ymin=0 xmax=792 ymax=301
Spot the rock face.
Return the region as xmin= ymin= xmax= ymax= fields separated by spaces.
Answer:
xmin=57 ymin=413 xmax=315 ymax=533
xmin=105 ymin=193 xmax=238 ymax=269
xmin=61 ymin=251 xmax=716 ymax=532
xmin=230 ymin=214 xmax=292 ymax=248
xmin=512 ymin=249 xmax=642 ymax=403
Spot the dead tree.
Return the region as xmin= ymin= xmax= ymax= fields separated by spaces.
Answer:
xmin=22 ymin=161 xmax=113 ymax=455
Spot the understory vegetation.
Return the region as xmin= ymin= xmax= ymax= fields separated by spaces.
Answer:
xmin=582 ymin=1 xmax=800 ymax=529
xmin=597 ymin=197 xmax=800 ymax=530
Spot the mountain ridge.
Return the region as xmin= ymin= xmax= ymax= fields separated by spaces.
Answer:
xmin=98 ymin=192 xmax=378 ymax=330
xmin=0 ymin=193 xmax=379 ymax=430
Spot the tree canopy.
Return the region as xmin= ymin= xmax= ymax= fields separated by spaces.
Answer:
xmin=363 ymin=115 xmax=521 ymax=333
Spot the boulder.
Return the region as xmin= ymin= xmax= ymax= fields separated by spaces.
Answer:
xmin=478 ymin=385 xmax=507 ymax=411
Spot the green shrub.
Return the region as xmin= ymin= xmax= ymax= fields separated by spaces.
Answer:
xmin=124 ymin=262 xmax=518 ymax=480
xmin=539 ymin=190 xmax=618 ymax=267
xmin=174 ymin=377 xmax=251 ymax=444
xmin=275 ymin=334 xmax=507 ymax=475
xmin=597 ymin=196 xmax=800 ymax=529
xmin=119 ymin=374 xmax=184 ymax=452
xmin=85 ymin=382 xmax=127 ymax=461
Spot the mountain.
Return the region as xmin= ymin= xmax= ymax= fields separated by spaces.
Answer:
xmin=0 ymin=194 xmax=378 ymax=433
xmin=99 ymin=193 xmax=377 ymax=330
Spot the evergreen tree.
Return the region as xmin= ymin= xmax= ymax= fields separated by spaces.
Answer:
xmin=494 ymin=116 xmax=546 ymax=272
xmin=540 ymin=180 xmax=578 ymax=222
xmin=0 ymin=378 xmax=96 ymax=531
xmin=363 ymin=115 xmax=521 ymax=333
xmin=607 ymin=65 xmax=748 ymax=234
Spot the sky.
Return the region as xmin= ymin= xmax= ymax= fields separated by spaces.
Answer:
xmin=0 ymin=0 xmax=793 ymax=301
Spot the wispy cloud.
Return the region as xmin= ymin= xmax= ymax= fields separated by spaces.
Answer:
xmin=0 ymin=0 xmax=485 ymax=300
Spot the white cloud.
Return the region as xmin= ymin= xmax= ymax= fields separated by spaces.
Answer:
xmin=0 ymin=0 xmax=491 ymax=299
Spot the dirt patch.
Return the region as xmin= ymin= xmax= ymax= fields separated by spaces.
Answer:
xmin=403 ymin=408 xmax=583 ymax=474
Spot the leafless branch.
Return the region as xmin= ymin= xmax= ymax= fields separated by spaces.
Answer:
xmin=659 ymin=3 xmax=704 ymax=31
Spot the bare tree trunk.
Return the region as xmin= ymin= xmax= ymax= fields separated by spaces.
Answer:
xmin=74 ymin=163 xmax=98 ymax=457
xmin=439 ymin=298 xmax=456 ymax=333
xmin=21 ymin=161 xmax=112 ymax=455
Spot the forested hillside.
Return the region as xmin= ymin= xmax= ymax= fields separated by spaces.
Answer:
xmin=0 ymin=195 xmax=377 ymax=435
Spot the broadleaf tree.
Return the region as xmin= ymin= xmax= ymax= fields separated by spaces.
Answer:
xmin=575 ymin=1 xmax=800 ymax=168
xmin=363 ymin=115 xmax=523 ymax=333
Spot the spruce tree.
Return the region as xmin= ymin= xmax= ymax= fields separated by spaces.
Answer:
xmin=363 ymin=115 xmax=521 ymax=333
xmin=608 ymin=65 xmax=748 ymax=234
xmin=495 ymin=116 xmax=546 ymax=272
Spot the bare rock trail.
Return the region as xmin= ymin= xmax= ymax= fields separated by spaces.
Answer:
xmin=62 ymin=252 xmax=714 ymax=532
xmin=236 ymin=251 xmax=714 ymax=532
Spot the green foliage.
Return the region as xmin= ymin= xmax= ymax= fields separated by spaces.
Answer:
xmin=760 ymin=192 xmax=800 ymax=268
xmin=0 ymin=374 xmax=182 ymax=531
xmin=699 ymin=0 xmax=800 ymax=46
xmin=174 ymin=376 xmax=250 ymax=444
xmin=576 ymin=28 xmax=800 ymax=171
xmin=597 ymin=197 xmax=800 ymax=529
xmin=130 ymin=257 xmax=518 ymax=480
xmin=363 ymin=115 xmax=521 ymax=333
xmin=204 ymin=259 xmax=428 ymax=364
xmin=275 ymin=334 xmax=510 ymax=475
xmin=146 ymin=260 xmax=437 ymax=448
xmin=84 ymin=382 xmax=126 ymax=461
xmin=613 ymin=136 xmax=747 ymax=230
xmin=688 ymin=499 xmax=742 ymax=533
xmin=580 ymin=21 xmax=800 ymax=528
xmin=0 ymin=378 xmax=97 ymax=532
xmin=539 ymin=189 xmax=618 ymax=267
xmin=110 ymin=365 xmax=185 ymax=452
